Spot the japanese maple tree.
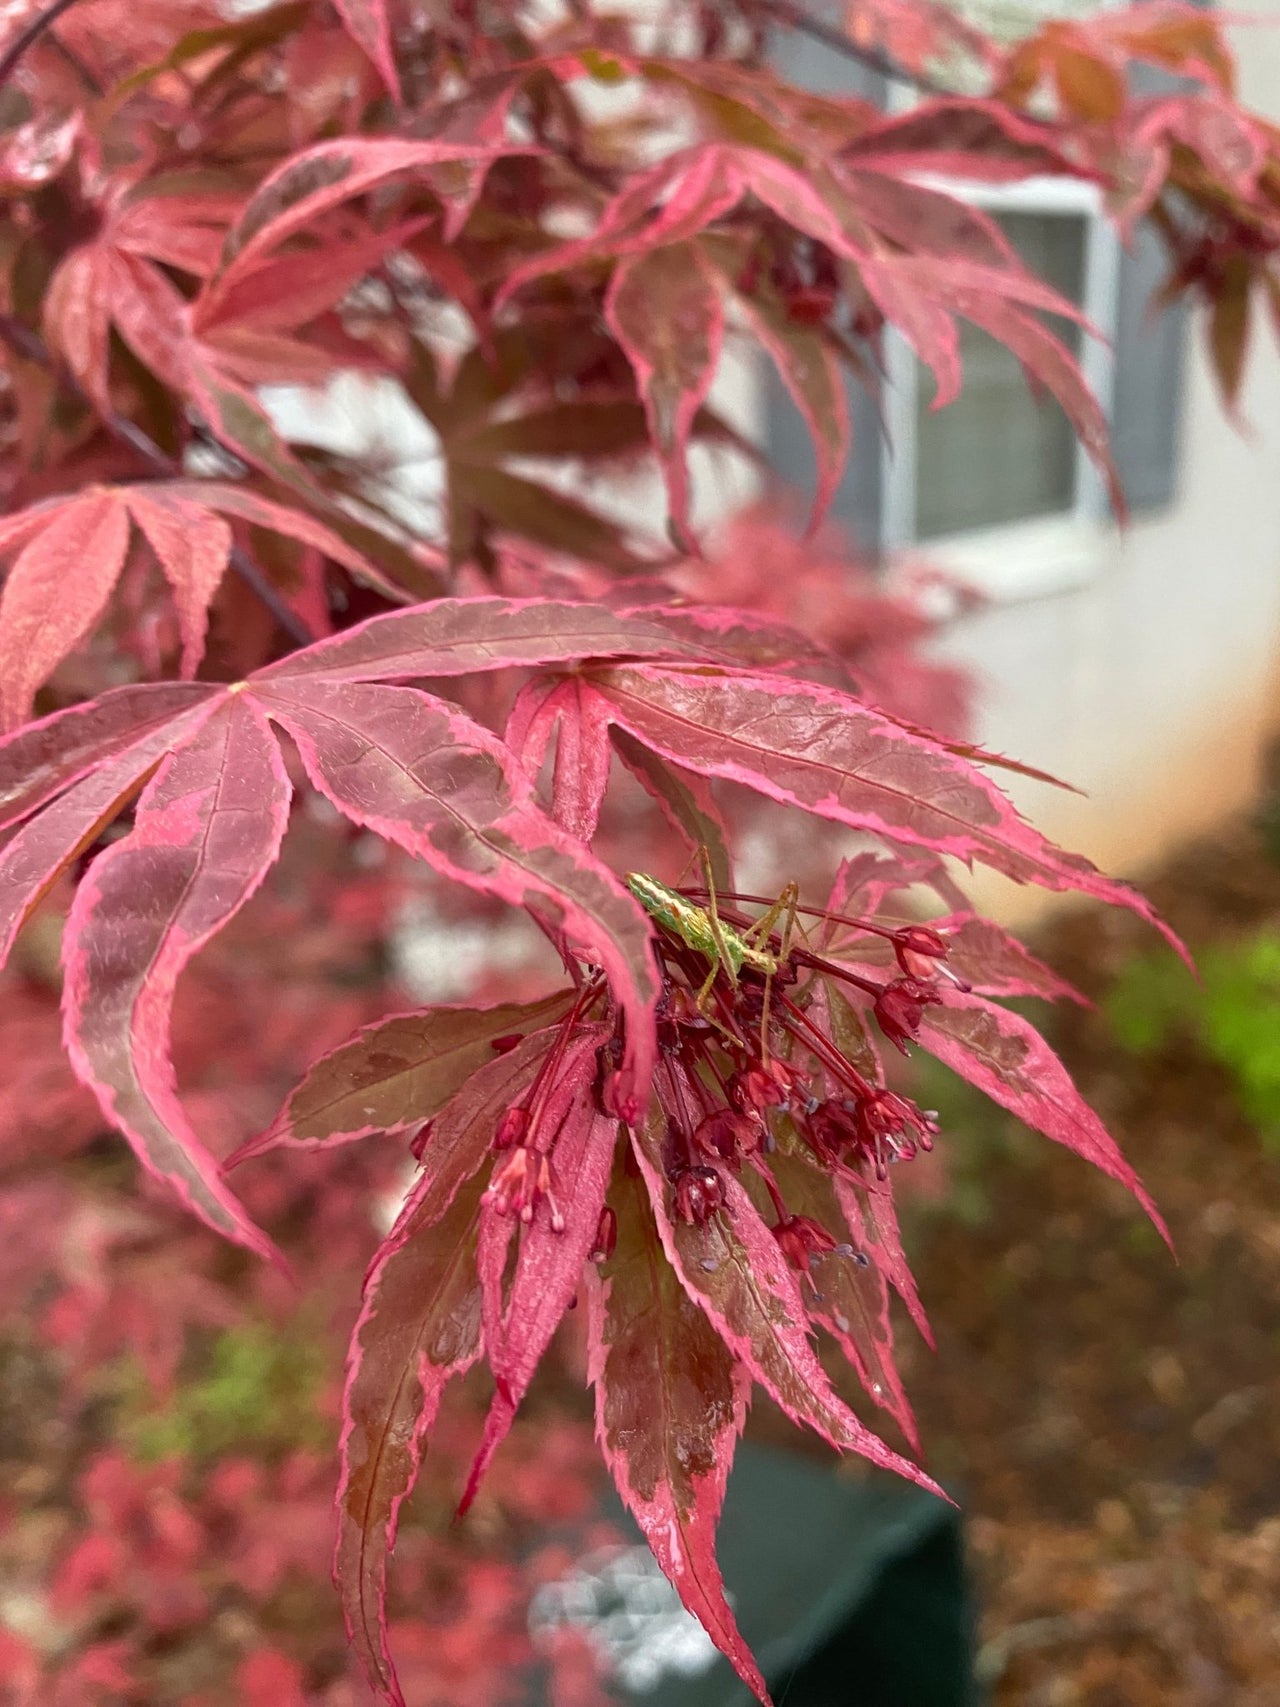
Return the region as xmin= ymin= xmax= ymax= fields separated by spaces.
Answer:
xmin=2 ymin=0 xmax=1278 ymax=1700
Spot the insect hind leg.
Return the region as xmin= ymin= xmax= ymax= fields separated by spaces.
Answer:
xmin=741 ymin=880 xmax=800 ymax=962
xmin=754 ymin=882 xmax=800 ymax=1067
xmin=692 ymin=845 xmax=742 ymax=1013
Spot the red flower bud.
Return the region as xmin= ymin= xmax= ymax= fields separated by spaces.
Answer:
xmin=672 ymin=1165 xmax=725 ymax=1225
xmin=892 ymin=925 xmax=970 ymax=988
xmin=872 ymin=975 xmax=942 ymax=1056
xmin=594 ymin=1036 xmax=630 ymax=1117
xmin=768 ymin=1058 xmax=806 ymax=1100
xmin=774 ymin=1214 xmax=850 ymax=1272
xmin=598 ymin=1059 xmax=642 ymax=1126
xmin=729 ymin=1068 xmax=773 ymax=1113
xmin=785 ymin=284 xmax=836 ymax=325
xmin=729 ymin=1058 xmax=804 ymax=1115
xmin=850 ymin=1088 xmax=939 ymax=1177
xmin=692 ymin=1108 xmax=760 ymax=1165
xmin=892 ymin=924 xmax=945 ymax=970
xmin=802 ymin=1098 xmax=855 ymax=1161
xmin=858 ymin=1090 xmax=897 ymax=1132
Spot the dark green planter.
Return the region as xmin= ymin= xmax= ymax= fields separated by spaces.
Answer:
xmin=529 ymin=1442 xmax=978 ymax=1706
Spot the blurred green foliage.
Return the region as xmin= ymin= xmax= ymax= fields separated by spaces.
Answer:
xmin=117 ymin=1321 xmax=331 ymax=1464
xmin=1105 ymin=931 xmax=1280 ymax=1147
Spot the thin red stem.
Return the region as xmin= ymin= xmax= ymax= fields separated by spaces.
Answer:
xmin=755 ymin=1163 xmax=789 ymax=1223
xmin=789 ymin=946 xmax=883 ymax=996
xmin=525 ymin=976 xmax=605 ymax=1143
xmin=776 ymin=994 xmax=874 ymax=1099
xmin=659 ymin=1057 xmax=701 ymax=1170
xmin=0 ymin=0 xmax=84 ymax=88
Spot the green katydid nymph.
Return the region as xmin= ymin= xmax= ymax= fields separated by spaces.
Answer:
xmin=624 ymin=857 xmax=799 ymax=1013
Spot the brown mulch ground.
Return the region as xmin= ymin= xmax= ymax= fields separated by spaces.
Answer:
xmin=902 ymin=817 xmax=1280 ymax=1707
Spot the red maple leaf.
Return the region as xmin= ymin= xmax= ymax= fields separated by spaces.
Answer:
xmin=0 ymin=482 xmax=387 ymax=726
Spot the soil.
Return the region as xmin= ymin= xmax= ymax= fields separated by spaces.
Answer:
xmin=900 ymin=816 xmax=1280 ymax=1707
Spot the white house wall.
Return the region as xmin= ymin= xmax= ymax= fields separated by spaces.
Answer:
xmin=934 ymin=8 xmax=1280 ymax=925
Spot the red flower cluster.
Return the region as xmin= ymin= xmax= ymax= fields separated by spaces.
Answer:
xmin=476 ymin=888 xmax=958 ymax=1269
xmin=631 ymin=894 xmax=957 ymax=1235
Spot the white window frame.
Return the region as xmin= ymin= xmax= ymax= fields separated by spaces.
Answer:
xmin=879 ymin=71 xmax=1124 ymax=602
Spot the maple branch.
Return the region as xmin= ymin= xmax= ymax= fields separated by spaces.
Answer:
xmin=0 ymin=0 xmax=85 ymax=89
xmin=0 ymin=313 xmax=317 ymax=648
xmin=225 ymin=541 xmax=315 ymax=646
xmin=47 ymin=29 xmax=102 ymax=95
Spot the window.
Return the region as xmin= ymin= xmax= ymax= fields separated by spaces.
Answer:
xmin=913 ymin=212 xmax=1088 ymax=537
xmin=877 ymin=1 xmax=1124 ymax=592
xmin=879 ymin=178 xmax=1121 ymax=596
xmin=765 ymin=2 xmax=1190 ymax=602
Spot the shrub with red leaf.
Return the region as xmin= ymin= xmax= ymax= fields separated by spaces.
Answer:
xmin=1 ymin=0 xmax=1276 ymax=1700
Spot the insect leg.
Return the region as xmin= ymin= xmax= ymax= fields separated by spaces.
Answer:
xmin=693 ymin=844 xmax=737 ymax=1012
xmin=757 ymin=882 xmax=800 ymax=1066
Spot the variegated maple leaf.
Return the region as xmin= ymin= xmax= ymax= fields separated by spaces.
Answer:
xmin=0 ymin=482 xmax=382 ymax=727
xmin=45 ymin=137 xmax=532 ymax=520
xmin=0 ymin=599 xmax=724 ymax=1258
